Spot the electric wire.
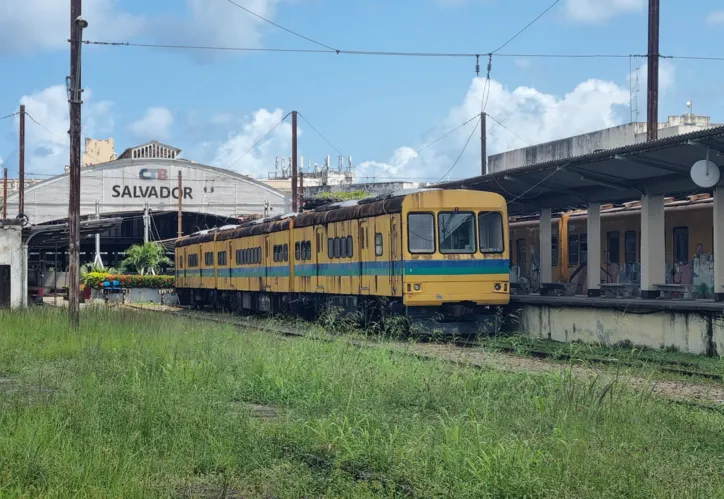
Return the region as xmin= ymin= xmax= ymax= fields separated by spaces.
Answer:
xmin=223 ymin=0 xmax=338 ymax=52
xmin=492 ymin=0 xmax=561 ymax=54
xmin=437 ymin=115 xmax=481 ymax=182
xmin=297 ymin=113 xmax=363 ymax=175
xmin=225 ymin=112 xmax=290 ymax=170
xmin=486 ymin=113 xmax=532 ymax=146
xmin=0 ymin=112 xmax=20 ymax=122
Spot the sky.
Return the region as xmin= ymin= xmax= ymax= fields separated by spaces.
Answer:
xmin=0 ymin=0 xmax=723 ymax=183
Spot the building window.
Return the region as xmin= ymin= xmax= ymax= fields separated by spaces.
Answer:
xmin=568 ymin=235 xmax=579 ymax=266
xmin=204 ymin=252 xmax=213 ymax=266
xmin=217 ymin=251 xmax=227 ymax=266
xmin=479 ymin=212 xmax=504 ymax=253
xmin=673 ymin=227 xmax=689 ymax=264
xmin=607 ymin=232 xmax=620 ymax=265
xmin=375 ymin=233 xmax=383 ymax=257
xmin=438 ymin=211 xmax=476 ymax=254
xmin=625 ymin=231 xmax=637 ymax=264
xmin=408 ymin=213 xmax=435 ymax=254
xmin=580 ymin=233 xmax=587 ymax=265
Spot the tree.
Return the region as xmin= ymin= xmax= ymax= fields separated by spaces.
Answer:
xmin=80 ymin=261 xmax=118 ymax=280
xmin=120 ymin=242 xmax=172 ymax=276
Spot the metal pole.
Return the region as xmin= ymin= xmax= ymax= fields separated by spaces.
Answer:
xmin=68 ymin=0 xmax=83 ymax=329
xmin=19 ymin=105 xmax=25 ymax=217
xmin=646 ymin=0 xmax=659 ymax=141
xmin=2 ymin=168 xmax=7 ymax=219
xmin=481 ymin=112 xmax=487 ymax=175
xmin=291 ymin=111 xmax=298 ymax=212
xmin=94 ymin=200 xmax=102 ymax=267
xmin=177 ymin=171 xmax=183 ymax=239
xmin=143 ymin=202 xmax=149 ymax=243
xmin=54 ymin=242 xmax=58 ymax=307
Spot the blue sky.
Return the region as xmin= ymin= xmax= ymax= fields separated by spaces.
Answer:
xmin=1 ymin=0 xmax=723 ymax=182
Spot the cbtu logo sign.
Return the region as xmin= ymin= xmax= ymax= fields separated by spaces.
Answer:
xmin=139 ymin=168 xmax=168 ymax=180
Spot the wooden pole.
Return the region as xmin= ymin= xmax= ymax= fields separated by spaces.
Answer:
xmin=291 ymin=111 xmax=298 ymax=212
xmin=177 ymin=171 xmax=183 ymax=239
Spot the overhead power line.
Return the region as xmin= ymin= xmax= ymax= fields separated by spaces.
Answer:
xmin=485 ymin=113 xmax=532 ymax=146
xmin=0 ymin=112 xmax=20 ymax=122
xmin=297 ymin=113 xmax=364 ymax=175
xmin=225 ymin=112 xmax=291 ymax=169
xmin=82 ymin=40 xmax=653 ymax=60
xmin=438 ymin=116 xmax=481 ymax=182
xmin=222 ymin=0 xmax=338 ymax=52
xmin=492 ymin=0 xmax=561 ymax=54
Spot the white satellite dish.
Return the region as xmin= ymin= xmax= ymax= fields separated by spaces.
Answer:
xmin=690 ymin=159 xmax=721 ymax=188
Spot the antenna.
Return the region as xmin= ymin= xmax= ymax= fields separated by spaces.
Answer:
xmin=686 ymin=100 xmax=693 ymax=115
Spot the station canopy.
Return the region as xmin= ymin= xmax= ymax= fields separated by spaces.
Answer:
xmin=438 ymin=126 xmax=724 ymax=216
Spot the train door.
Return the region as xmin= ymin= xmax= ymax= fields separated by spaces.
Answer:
xmin=263 ymin=236 xmax=270 ymax=291
xmin=315 ymin=226 xmax=325 ymax=294
xmin=390 ymin=215 xmax=401 ymax=296
xmin=359 ymin=220 xmax=370 ymax=294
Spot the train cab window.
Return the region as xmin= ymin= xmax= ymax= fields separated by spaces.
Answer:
xmin=347 ymin=236 xmax=354 ymax=258
xmin=673 ymin=227 xmax=689 ymax=264
xmin=625 ymin=231 xmax=637 ymax=264
xmin=607 ymin=232 xmax=620 ymax=265
xmin=479 ymin=212 xmax=504 ymax=253
xmin=568 ymin=235 xmax=579 ymax=266
xmin=580 ymin=234 xmax=588 ymax=264
xmin=439 ymin=211 xmax=476 ymax=254
xmin=204 ymin=252 xmax=213 ymax=266
xmin=375 ymin=233 xmax=383 ymax=256
xmin=217 ymin=251 xmax=227 ymax=266
xmin=408 ymin=213 xmax=435 ymax=254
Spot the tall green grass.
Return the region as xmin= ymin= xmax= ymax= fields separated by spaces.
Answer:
xmin=1 ymin=307 xmax=723 ymax=498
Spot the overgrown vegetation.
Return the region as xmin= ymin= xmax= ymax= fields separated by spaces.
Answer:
xmin=1 ymin=308 xmax=723 ymax=497
xmin=314 ymin=190 xmax=370 ymax=202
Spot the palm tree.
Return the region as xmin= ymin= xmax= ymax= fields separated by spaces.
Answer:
xmin=120 ymin=242 xmax=172 ymax=275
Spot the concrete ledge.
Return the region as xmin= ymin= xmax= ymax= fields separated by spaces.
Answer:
xmin=511 ymin=294 xmax=724 ymax=313
xmin=90 ymin=288 xmax=179 ymax=305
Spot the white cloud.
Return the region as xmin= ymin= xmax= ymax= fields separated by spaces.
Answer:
xmin=212 ymin=108 xmax=298 ymax=178
xmin=627 ymin=59 xmax=675 ymax=93
xmin=129 ymin=108 xmax=174 ymax=140
xmin=515 ymin=58 xmax=532 ymax=69
xmin=357 ymin=74 xmax=630 ymax=181
xmin=17 ymin=85 xmax=115 ymax=175
xmin=0 ymin=0 xmax=146 ymax=54
xmin=707 ymin=11 xmax=724 ymax=25
xmin=565 ymin=0 xmax=644 ymax=23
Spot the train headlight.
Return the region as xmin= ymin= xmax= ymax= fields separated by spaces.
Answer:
xmin=414 ymin=284 xmax=421 ymax=291
xmin=494 ymin=283 xmax=502 ymax=291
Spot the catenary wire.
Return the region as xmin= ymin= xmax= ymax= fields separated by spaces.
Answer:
xmin=223 ymin=0 xmax=338 ymax=52
xmin=492 ymin=0 xmax=561 ymax=54
xmin=225 ymin=112 xmax=290 ymax=170
xmin=437 ymin=116 xmax=481 ymax=182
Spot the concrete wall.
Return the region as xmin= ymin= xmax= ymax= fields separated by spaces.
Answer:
xmin=90 ymin=287 xmax=179 ymax=305
xmin=306 ymin=181 xmax=422 ymax=198
xmin=0 ymin=222 xmax=25 ymax=308
xmin=4 ymin=159 xmax=290 ymax=225
xmin=489 ymin=114 xmax=721 ymax=172
xmin=514 ymin=302 xmax=723 ymax=355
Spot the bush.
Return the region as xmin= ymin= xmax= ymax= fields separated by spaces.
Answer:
xmin=84 ymin=272 xmax=174 ymax=289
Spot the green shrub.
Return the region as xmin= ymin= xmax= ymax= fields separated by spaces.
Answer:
xmin=84 ymin=272 xmax=174 ymax=289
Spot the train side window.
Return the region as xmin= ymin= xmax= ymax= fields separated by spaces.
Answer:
xmin=375 ymin=233 xmax=383 ymax=256
xmin=347 ymin=236 xmax=354 ymax=258
xmin=408 ymin=213 xmax=435 ymax=254
xmin=607 ymin=232 xmax=620 ymax=265
xmin=283 ymin=244 xmax=289 ymax=262
xmin=673 ymin=227 xmax=689 ymax=264
xmin=478 ymin=212 xmax=503 ymax=253
xmin=273 ymin=245 xmax=278 ymax=263
xmin=580 ymin=234 xmax=588 ymax=264
xmin=256 ymin=247 xmax=261 ymax=264
xmin=304 ymin=241 xmax=312 ymax=261
xmin=334 ymin=238 xmax=341 ymax=259
xmin=295 ymin=242 xmax=301 ymax=261
xmin=217 ymin=251 xmax=227 ymax=266
xmin=205 ymin=252 xmax=213 ymax=266
xmin=625 ymin=231 xmax=637 ymax=264
xmin=568 ymin=235 xmax=579 ymax=266
xmin=328 ymin=238 xmax=334 ymax=259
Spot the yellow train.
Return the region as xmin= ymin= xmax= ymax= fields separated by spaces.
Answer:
xmin=508 ymin=194 xmax=715 ymax=296
xmin=175 ymin=189 xmax=510 ymax=333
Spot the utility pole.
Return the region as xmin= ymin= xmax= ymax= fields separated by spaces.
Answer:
xmin=177 ymin=171 xmax=183 ymax=239
xmin=480 ymin=112 xmax=487 ymax=175
xmin=19 ymin=104 xmax=25 ymax=217
xmin=2 ymin=168 xmax=7 ymax=219
xmin=646 ymin=0 xmax=660 ymax=141
xmin=68 ymin=1 xmax=87 ymax=329
xmin=291 ymin=110 xmax=298 ymax=212
xmin=299 ymin=171 xmax=304 ymax=212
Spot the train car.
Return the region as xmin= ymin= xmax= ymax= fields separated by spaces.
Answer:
xmin=175 ymin=188 xmax=510 ymax=332
xmin=509 ymin=194 xmax=715 ymax=296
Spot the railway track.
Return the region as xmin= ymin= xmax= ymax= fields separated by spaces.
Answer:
xmin=123 ymin=303 xmax=724 ymax=412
